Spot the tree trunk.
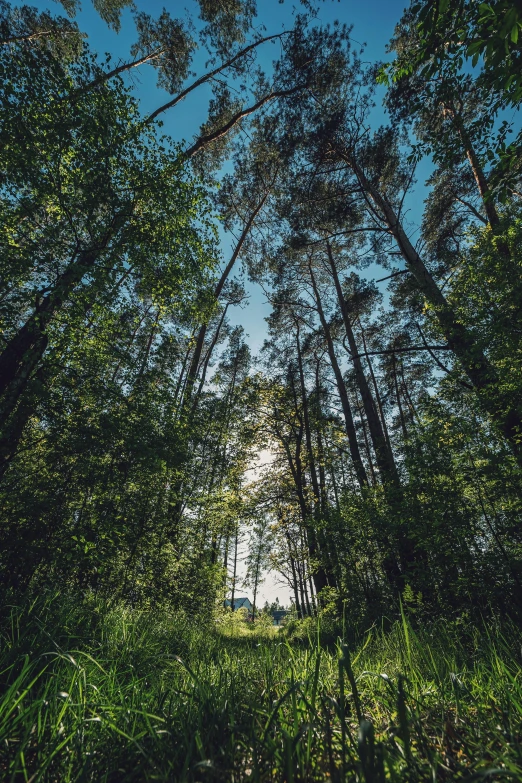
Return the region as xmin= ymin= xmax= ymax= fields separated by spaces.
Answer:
xmin=448 ymin=107 xmax=501 ymax=229
xmin=313 ymin=357 xmax=329 ymax=514
xmin=399 ymin=357 xmax=419 ymax=423
xmin=298 ymin=558 xmax=311 ymax=616
xmin=194 ymin=305 xmax=229 ymax=402
xmin=284 ymin=529 xmax=303 ymax=618
xmin=294 ymin=326 xmax=336 ymax=593
xmin=354 ymin=394 xmax=377 ymax=485
xmin=184 ymin=195 xmax=268 ymax=408
xmin=230 ymin=526 xmax=239 ymax=611
xmin=0 ymin=234 xmax=115 ymax=430
xmin=358 ymin=322 xmax=393 ymax=451
xmin=294 ymin=326 xmax=322 ymax=506
xmin=252 ymin=577 xmax=258 ymax=623
xmin=308 ymin=267 xmax=369 ymax=488
xmin=345 ymin=152 xmax=522 ymax=464
xmin=289 ymin=554 xmax=302 ymax=618
xmin=392 ymin=352 xmax=409 ymax=440
xmin=326 ymin=242 xmax=400 ymax=486
xmin=0 ymin=358 xmax=47 ymax=478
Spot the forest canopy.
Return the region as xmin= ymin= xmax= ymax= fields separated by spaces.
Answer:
xmin=2 ymin=0 xmax=521 ymax=620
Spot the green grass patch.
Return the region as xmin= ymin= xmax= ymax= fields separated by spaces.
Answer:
xmin=1 ymin=594 xmax=521 ymax=781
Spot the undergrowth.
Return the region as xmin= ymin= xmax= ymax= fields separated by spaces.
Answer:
xmin=1 ymin=593 xmax=521 ymax=781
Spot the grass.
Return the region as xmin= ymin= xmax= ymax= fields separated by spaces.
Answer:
xmin=1 ymin=594 xmax=522 ymax=781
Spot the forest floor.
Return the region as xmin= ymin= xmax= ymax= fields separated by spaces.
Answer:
xmin=1 ymin=594 xmax=522 ymax=782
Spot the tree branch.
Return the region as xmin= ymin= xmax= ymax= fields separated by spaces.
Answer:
xmin=416 ymin=323 xmax=473 ymax=389
xmin=184 ymin=87 xmax=304 ymax=159
xmin=144 ymin=31 xmax=290 ymax=125
xmin=351 ymin=344 xmax=450 ymax=360
xmin=453 ymin=194 xmax=488 ymax=224
xmin=375 ymin=269 xmax=410 ymax=283
xmin=69 ymin=49 xmax=166 ymax=101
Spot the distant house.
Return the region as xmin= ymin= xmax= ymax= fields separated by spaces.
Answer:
xmin=272 ymin=610 xmax=288 ymax=626
xmin=224 ymin=597 xmax=253 ymax=612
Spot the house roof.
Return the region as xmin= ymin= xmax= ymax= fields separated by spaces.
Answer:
xmin=225 ymin=597 xmax=252 ymax=608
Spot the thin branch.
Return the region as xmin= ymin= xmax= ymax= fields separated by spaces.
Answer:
xmin=184 ymin=87 xmax=303 ymax=158
xmin=144 ymin=31 xmax=290 ymax=125
xmin=375 ymin=269 xmax=410 ymax=283
xmin=69 ymin=50 xmax=165 ymax=101
xmin=454 ymin=194 xmax=488 ymax=224
xmin=416 ymin=323 xmax=473 ymax=389
xmin=294 ymin=226 xmax=384 ymax=250
xmin=352 ymin=344 xmax=450 ymax=359
xmin=2 ymin=29 xmax=57 ymax=45
xmin=397 ymin=162 xmax=417 ymax=222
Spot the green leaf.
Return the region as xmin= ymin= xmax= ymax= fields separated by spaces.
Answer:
xmin=466 ymin=39 xmax=485 ymax=55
